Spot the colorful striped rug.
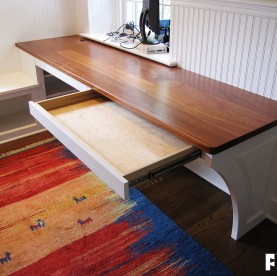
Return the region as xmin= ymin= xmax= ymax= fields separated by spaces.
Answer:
xmin=0 ymin=139 xmax=232 ymax=275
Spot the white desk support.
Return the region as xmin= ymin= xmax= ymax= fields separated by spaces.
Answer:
xmin=205 ymin=126 xmax=277 ymax=239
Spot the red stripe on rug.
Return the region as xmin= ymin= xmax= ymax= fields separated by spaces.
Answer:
xmin=10 ymin=219 xmax=140 ymax=275
xmin=10 ymin=217 xmax=182 ymax=276
xmin=0 ymin=141 xmax=89 ymax=208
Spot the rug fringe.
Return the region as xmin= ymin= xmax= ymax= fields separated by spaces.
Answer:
xmin=0 ymin=137 xmax=56 ymax=159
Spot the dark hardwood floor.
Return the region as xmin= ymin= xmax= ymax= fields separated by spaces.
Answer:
xmin=1 ymin=132 xmax=277 ymax=275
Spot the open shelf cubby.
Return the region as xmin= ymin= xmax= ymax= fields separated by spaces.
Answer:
xmin=0 ymin=94 xmax=36 ymax=134
xmin=44 ymin=70 xmax=77 ymax=99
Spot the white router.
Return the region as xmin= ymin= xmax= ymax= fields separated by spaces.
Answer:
xmin=137 ymin=43 xmax=167 ymax=54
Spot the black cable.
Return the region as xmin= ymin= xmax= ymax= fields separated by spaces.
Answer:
xmin=104 ymin=21 xmax=165 ymax=50
xmin=119 ymin=39 xmax=142 ymax=50
xmin=104 ymin=22 xmax=139 ymax=42
xmin=119 ymin=31 xmax=142 ymax=49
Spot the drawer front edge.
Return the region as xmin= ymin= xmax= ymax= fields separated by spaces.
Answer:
xmin=29 ymin=101 xmax=129 ymax=200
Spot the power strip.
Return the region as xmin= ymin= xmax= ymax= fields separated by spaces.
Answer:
xmin=137 ymin=43 xmax=167 ymax=54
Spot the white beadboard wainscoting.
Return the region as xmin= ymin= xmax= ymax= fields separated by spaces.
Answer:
xmin=170 ymin=0 xmax=277 ymax=100
xmin=87 ymin=0 xmax=121 ymax=34
xmin=0 ymin=0 xmax=77 ymax=74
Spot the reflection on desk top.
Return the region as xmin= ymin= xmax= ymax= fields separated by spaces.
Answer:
xmin=16 ymin=35 xmax=277 ymax=154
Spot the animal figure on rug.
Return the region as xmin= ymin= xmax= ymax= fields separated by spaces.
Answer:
xmin=73 ymin=195 xmax=87 ymax=203
xmin=0 ymin=252 xmax=11 ymax=264
xmin=77 ymin=217 xmax=92 ymax=226
xmin=30 ymin=219 xmax=45 ymax=231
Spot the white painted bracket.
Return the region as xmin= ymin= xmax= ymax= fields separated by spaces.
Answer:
xmin=204 ymin=126 xmax=277 ymax=240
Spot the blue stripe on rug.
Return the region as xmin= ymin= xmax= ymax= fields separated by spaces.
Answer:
xmin=114 ymin=187 xmax=233 ymax=275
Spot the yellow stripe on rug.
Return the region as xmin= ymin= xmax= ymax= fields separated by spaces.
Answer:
xmin=0 ymin=171 xmax=135 ymax=275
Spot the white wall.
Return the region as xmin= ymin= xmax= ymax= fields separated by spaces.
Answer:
xmin=87 ymin=0 xmax=121 ymax=33
xmin=75 ymin=0 xmax=90 ymax=34
xmin=170 ymin=0 xmax=277 ymax=100
xmin=0 ymin=0 xmax=77 ymax=74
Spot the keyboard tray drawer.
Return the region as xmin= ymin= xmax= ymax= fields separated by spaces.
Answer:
xmin=29 ymin=90 xmax=201 ymax=199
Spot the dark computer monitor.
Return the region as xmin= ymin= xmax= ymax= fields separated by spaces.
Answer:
xmin=139 ymin=0 xmax=160 ymax=44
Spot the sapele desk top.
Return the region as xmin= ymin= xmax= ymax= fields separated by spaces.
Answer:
xmin=16 ymin=35 xmax=277 ymax=154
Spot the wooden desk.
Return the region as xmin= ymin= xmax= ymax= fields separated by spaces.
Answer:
xmin=16 ymin=35 xmax=277 ymax=240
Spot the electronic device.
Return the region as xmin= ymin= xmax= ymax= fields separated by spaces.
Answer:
xmin=137 ymin=43 xmax=167 ymax=54
xmin=139 ymin=0 xmax=160 ymax=44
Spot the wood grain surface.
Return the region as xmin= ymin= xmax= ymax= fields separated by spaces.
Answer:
xmin=16 ymin=36 xmax=277 ymax=154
